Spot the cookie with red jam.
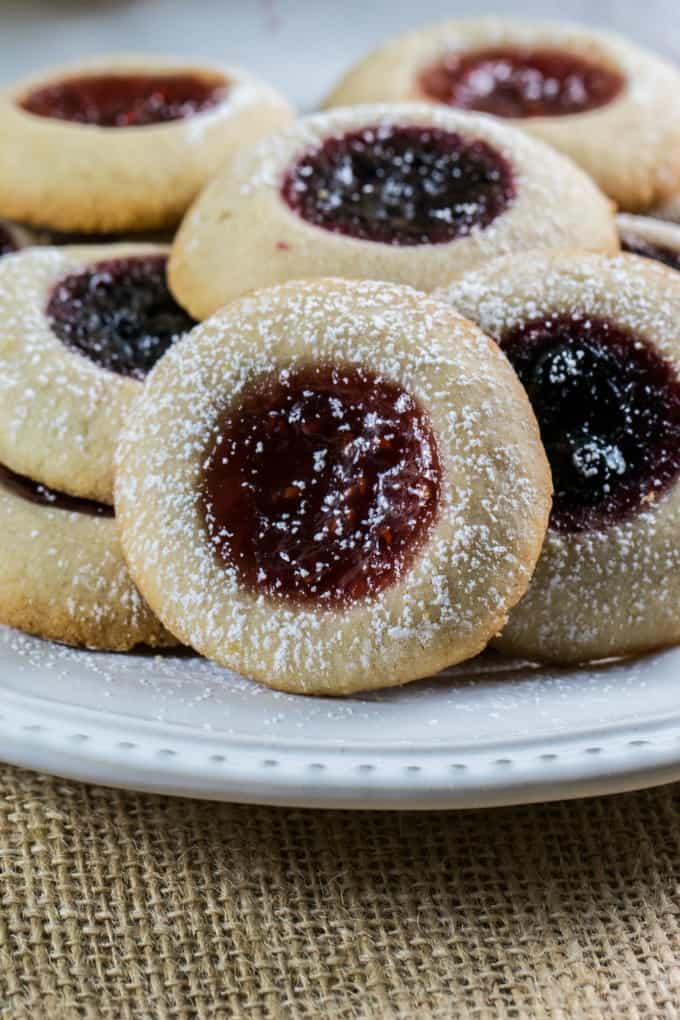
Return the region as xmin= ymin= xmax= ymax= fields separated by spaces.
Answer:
xmin=0 ymin=462 xmax=174 ymax=650
xmin=168 ymin=103 xmax=617 ymax=319
xmin=323 ymin=17 xmax=680 ymax=211
xmin=115 ymin=278 xmax=552 ymax=695
xmin=437 ymin=252 xmax=680 ymax=663
xmin=0 ymin=54 xmax=292 ymax=233
xmin=617 ymin=214 xmax=680 ymax=272
xmin=0 ymin=243 xmax=196 ymax=504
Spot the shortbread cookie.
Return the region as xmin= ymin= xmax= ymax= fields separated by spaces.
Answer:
xmin=0 ymin=54 xmax=292 ymax=232
xmin=323 ymin=18 xmax=680 ymax=211
xmin=436 ymin=252 xmax=680 ymax=663
xmin=116 ymin=278 xmax=551 ymax=695
xmin=0 ymin=243 xmax=195 ymax=504
xmin=0 ymin=462 xmax=174 ymax=650
xmin=617 ymin=214 xmax=680 ymax=271
xmin=169 ymin=103 xmax=617 ymax=318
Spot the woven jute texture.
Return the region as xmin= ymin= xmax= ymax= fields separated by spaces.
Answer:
xmin=1 ymin=766 xmax=680 ymax=1020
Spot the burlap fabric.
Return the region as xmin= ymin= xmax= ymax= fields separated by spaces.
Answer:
xmin=1 ymin=765 xmax=679 ymax=1019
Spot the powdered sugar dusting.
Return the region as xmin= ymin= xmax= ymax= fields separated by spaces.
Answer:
xmin=116 ymin=279 xmax=550 ymax=693
xmin=233 ymin=103 xmax=608 ymax=255
xmin=437 ymin=251 xmax=680 ymax=660
xmin=0 ymin=484 xmax=169 ymax=649
xmin=182 ymin=66 xmax=289 ymax=144
xmin=2 ymin=625 xmax=678 ymax=746
xmin=172 ymin=100 xmax=616 ymax=319
xmin=334 ymin=17 xmax=680 ymax=175
xmin=0 ymin=248 xmax=109 ymax=438
xmin=0 ymin=244 xmax=170 ymax=501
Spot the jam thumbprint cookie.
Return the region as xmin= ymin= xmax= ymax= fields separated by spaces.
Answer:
xmin=0 ymin=55 xmax=292 ymax=233
xmin=169 ymin=103 xmax=617 ymax=319
xmin=437 ymin=252 xmax=680 ymax=663
xmin=116 ymin=279 xmax=552 ymax=695
xmin=0 ymin=463 xmax=174 ymax=650
xmin=617 ymin=214 xmax=680 ymax=272
xmin=0 ymin=244 xmax=196 ymax=504
xmin=324 ymin=18 xmax=680 ymax=211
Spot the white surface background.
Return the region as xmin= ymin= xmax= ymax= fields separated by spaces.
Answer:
xmin=1 ymin=0 xmax=680 ymax=107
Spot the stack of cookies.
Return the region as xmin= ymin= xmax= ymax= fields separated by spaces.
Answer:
xmin=0 ymin=21 xmax=678 ymax=696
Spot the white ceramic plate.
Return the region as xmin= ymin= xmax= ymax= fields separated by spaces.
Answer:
xmin=1 ymin=626 xmax=680 ymax=808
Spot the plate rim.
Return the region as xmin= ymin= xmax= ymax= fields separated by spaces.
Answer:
xmin=2 ymin=660 xmax=680 ymax=809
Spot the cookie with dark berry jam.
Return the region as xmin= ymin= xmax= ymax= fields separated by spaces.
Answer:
xmin=47 ymin=254 xmax=195 ymax=380
xmin=438 ymin=251 xmax=680 ymax=663
xmin=169 ymin=105 xmax=617 ymax=319
xmin=281 ymin=125 xmax=515 ymax=245
xmin=0 ymin=244 xmax=195 ymax=505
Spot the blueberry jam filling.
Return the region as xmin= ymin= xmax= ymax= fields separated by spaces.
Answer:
xmin=419 ymin=47 xmax=625 ymax=118
xmin=620 ymin=233 xmax=680 ymax=273
xmin=501 ymin=315 xmax=680 ymax=532
xmin=281 ymin=125 xmax=516 ymax=245
xmin=20 ymin=72 xmax=226 ymax=127
xmin=0 ymin=463 xmax=112 ymax=517
xmin=46 ymin=255 xmax=196 ymax=380
xmin=202 ymin=364 xmax=442 ymax=606
xmin=0 ymin=224 xmax=17 ymax=257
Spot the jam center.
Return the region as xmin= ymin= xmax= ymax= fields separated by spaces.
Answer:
xmin=0 ymin=224 xmax=17 ymax=257
xmin=0 ymin=463 xmax=113 ymax=517
xmin=281 ymin=124 xmax=516 ymax=245
xmin=201 ymin=364 xmax=442 ymax=606
xmin=501 ymin=315 xmax=680 ymax=532
xmin=419 ymin=47 xmax=625 ymax=118
xmin=620 ymin=233 xmax=680 ymax=273
xmin=19 ymin=72 xmax=226 ymax=127
xmin=46 ymin=255 xmax=196 ymax=380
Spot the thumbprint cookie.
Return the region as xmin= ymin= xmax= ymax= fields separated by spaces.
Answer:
xmin=437 ymin=252 xmax=680 ymax=663
xmin=617 ymin=214 xmax=680 ymax=272
xmin=323 ymin=18 xmax=680 ymax=211
xmin=0 ymin=54 xmax=292 ymax=233
xmin=116 ymin=278 xmax=552 ymax=695
xmin=0 ymin=462 xmax=174 ymax=650
xmin=0 ymin=243 xmax=196 ymax=504
xmin=169 ymin=103 xmax=617 ymax=318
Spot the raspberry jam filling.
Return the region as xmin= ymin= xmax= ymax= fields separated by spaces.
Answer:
xmin=419 ymin=47 xmax=625 ymax=118
xmin=46 ymin=255 xmax=196 ymax=380
xmin=620 ymin=233 xmax=680 ymax=273
xmin=281 ymin=125 xmax=515 ymax=245
xmin=201 ymin=364 xmax=442 ymax=606
xmin=501 ymin=315 xmax=680 ymax=533
xmin=0 ymin=463 xmax=112 ymax=517
xmin=20 ymin=72 xmax=226 ymax=127
xmin=0 ymin=224 xmax=17 ymax=257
